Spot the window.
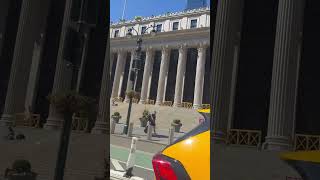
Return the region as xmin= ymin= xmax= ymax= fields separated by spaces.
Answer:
xmin=190 ymin=19 xmax=197 ymax=29
xmin=156 ymin=24 xmax=162 ymax=32
xmin=172 ymin=22 xmax=179 ymax=31
xmin=114 ymin=30 xmax=119 ymax=37
xmin=141 ymin=26 xmax=147 ymax=34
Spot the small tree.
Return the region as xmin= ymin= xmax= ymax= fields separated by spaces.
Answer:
xmin=139 ymin=110 xmax=149 ymax=127
xmin=47 ymin=90 xmax=95 ymax=180
xmin=111 ymin=112 xmax=121 ymax=123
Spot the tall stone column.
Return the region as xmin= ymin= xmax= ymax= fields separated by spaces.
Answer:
xmin=92 ymin=42 xmax=110 ymax=134
xmin=124 ymin=49 xmax=137 ymax=102
xmin=111 ymin=50 xmax=127 ymax=98
xmin=44 ymin=0 xmax=74 ymax=129
xmin=264 ymin=0 xmax=305 ymax=151
xmin=25 ymin=33 xmax=46 ymax=111
xmin=193 ymin=44 xmax=207 ymax=109
xmin=139 ymin=48 xmax=155 ymax=104
xmin=156 ymin=46 xmax=171 ymax=105
xmin=210 ymin=0 xmax=244 ymax=141
xmin=173 ymin=45 xmax=188 ymax=107
xmin=110 ymin=50 xmax=115 ymax=75
xmin=0 ymin=0 xmax=50 ymax=126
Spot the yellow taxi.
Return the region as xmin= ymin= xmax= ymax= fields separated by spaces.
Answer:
xmin=151 ymin=109 xmax=210 ymax=180
xmin=280 ymin=150 xmax=320 ymax=180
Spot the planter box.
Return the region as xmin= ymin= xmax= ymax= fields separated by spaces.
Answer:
xmin=172 ymin=124 xmax=182 ymax=133
xmin=139 ymin=118 xmax=147 ymax=127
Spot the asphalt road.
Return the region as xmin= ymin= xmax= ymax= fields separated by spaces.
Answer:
xmin=110 ymin=135 xmax=165 ymax=179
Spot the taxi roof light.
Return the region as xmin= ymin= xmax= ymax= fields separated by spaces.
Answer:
xmin=152 ymin=154 xmax=178 ymax=180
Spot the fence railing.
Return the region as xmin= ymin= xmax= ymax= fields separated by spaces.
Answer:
xmin=113 ymin=97 xmax=123 ymax=102
xmin=162 ymin=101 xmax=173 ymax=107
xmin=182 ymin=102 xmax=193 ymax=109
xmin=72 ymin=116 xmax=89 ymax=132
xmin=202 ymin=104 xmax=210 ymax=109
xmin=227 ymin=129 xmax=262 ymax=147
xmin=294 ymin=134 xmax=320 ymax=151
xmin=146 ymin=99 xmax=155 ymax=105
xmin=13 ymin=113 xmax=41 ymax=128
xmin=286 ymin=176 xmax=302 ymax=180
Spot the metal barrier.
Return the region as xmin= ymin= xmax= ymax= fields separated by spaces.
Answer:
xmin=162 ymin=101 xmax=173 ymax=107
xmin=294 ymin=134 xmax=320 ymax=151
xmin=13 ymin=113 xmax=41 ymax=128
xmin=182 ymin=102 xmax=193 ymax=109
xmin=227 ymin=129 xmax=262 ymax=147
xmin=113 ymin=97 xmax=124 ymax=102
xmin=72 ymin=116 xmax=89 ymax=132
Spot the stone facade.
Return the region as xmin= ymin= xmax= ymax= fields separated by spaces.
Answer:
xmin=110 ymin=7 xmax=210 ymax=108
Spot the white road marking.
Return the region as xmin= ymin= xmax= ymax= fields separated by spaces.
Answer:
xmin=111 ymin=159 xmax=125 ymax=171
xmin=111 ymin=144 xmax=156 ymax=156
xmin=110 ymin=158 xmax=154 ymax=172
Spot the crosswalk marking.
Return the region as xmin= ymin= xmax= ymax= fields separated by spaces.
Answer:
xmin=111 ymin=159 xmax=125 ymax=171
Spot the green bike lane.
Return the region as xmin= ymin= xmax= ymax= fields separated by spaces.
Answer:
xmin=110 ymin=144 xmax=154 ymax=170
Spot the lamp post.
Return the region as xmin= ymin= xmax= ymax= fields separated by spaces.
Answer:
xmin=122 ymin=25 xmax=156 ymax=135
xmin=53 ymin=1 xmax=95 ymax=179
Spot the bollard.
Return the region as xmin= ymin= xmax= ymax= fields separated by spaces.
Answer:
xmin=168 ymin=127 xmax=174 ymax=145
xmin=127 ymin=122 xmax=134 ymax=137
xmin=110 ymin=120 xmax=116 ymax=134
xmin=123 ymin=137 xmax=138 ymax=177
xmin=147 ymin=123 xmax=153 ymax=140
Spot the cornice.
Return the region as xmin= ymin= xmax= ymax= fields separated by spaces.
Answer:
xmin=110 ymin=6 xmax=210 ymax=28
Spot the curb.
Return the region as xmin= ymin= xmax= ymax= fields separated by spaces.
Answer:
xmin=110 ymin=170 xmax=144 ymax=180
xmin=111 ymin=134 xmax=168 ymax=146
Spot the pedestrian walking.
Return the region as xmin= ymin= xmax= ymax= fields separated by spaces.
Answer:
xmin=144 ymin=111 xmax=157 ymax=134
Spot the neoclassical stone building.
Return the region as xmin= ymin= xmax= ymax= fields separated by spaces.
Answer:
xmin=110 ymin=7 xmax=210 ymax=109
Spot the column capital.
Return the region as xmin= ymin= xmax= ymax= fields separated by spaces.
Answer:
xmin=161 ymin=45 xmax=171 ymax=54
xmin=146 ymin=46 xmax=154 ymax=52
xmin=178 ymin=43 xmax=188 ymax=54
xmin=116 ymin=48 xmax=127 ymax=54
xmin=197 ymin=42 xmax=209 ymax=49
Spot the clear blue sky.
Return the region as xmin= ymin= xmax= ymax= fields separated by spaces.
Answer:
xmin=110 ymin=0 xmax=210 ymax=23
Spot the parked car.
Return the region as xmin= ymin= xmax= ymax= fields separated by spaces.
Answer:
xmin=152 ymin=109 xmax=210 ymax=180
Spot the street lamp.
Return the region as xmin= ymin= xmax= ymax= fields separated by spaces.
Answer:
xmin=122 ymin=24 xmax=156 ymax=135
xmin=53 ymin=1 xmax=96 ymax=179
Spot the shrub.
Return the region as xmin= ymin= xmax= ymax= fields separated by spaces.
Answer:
xmin=171 ymin=119 xmax=182 ymax=126
xmin=12 ymin=160 xmax=31 ymax=173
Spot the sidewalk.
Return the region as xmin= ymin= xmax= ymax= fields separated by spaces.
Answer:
xmin=111 ymin=102 xmax=202 ymax=132
xmin=112 ymin=123 xmax=188 ymax=145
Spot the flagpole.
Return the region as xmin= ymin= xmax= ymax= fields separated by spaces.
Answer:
xmin=121 ymin=0 xmax=127 ymax=20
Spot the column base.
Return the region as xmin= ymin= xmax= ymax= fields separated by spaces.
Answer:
xmin=173 ymin=102 xmax=182 ymax=107
xmin=139 ymin=100 xmax=146 ymax=104
xmin=44 ymin=116 xmax=63 ymax=130
xmin=193 ymin=104 xmax=202 ymax=109
xmin=212 ymin=130 xmax=227 ymax=144
xmin=124 ymin=96 xmax=130 ymax=103
xmin=0 ymin=114 xmax=14 ymax=127
xmin=92 ymin=121 xmax=108 ymax=134
xmin=155 ymin=100 xmax=162 ymax=106
xmin=263 ymin=136 xmax=292 ymax=151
